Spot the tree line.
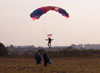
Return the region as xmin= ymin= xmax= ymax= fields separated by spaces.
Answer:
xmin=1 ymin=42 xmax=100 ymax=57
xmin=0 ymin=43 xmax=8 ymax=56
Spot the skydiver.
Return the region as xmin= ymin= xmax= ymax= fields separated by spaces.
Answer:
xmin=45 ymin=37 xmax=54 ymax=48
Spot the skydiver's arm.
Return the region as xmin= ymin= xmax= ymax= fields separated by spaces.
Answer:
xmin=51 ymin=39 xmax=54 ymax=40
xmin=45 ymin=39 xmax=48 ymax=41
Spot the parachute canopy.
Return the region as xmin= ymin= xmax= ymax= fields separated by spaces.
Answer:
xmin=47 ymin=34 xmax=52 ymax=36
xmin=30 ymin=6 xmax=69 ymax=20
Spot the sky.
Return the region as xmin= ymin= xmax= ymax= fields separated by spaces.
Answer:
xmin=0 ymin=0 xmax=100 ymax=47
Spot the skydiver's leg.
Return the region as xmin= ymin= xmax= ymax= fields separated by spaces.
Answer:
xmin=48 ymin=42 xmax=51 ymax=48
xmin=49 ymin=45 xmax=50 ymax=48
xmin=48 ymin=43 xmax=50 ymax=48
xmin=48 ymin=42 xmax=49 ymax=47
xmin=49 ymin=43 xmax=51 ymax=48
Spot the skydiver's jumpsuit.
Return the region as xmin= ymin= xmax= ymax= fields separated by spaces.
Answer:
xmin=48 ymin=37 xmax=53 ymax=48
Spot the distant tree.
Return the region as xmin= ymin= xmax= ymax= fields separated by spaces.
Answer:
xmin=0 ymin=43 xmax=8 ymax=56
xmin=37 ymin=49 xmax=44 ymax=54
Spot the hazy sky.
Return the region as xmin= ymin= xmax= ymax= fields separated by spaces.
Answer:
xmin=0 ymin=0 xmax=100 ymax=47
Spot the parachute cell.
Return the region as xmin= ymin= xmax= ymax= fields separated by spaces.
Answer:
xmin=30 ymin=6 xmax=69 ymax=20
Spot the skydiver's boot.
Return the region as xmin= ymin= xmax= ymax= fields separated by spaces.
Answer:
xmin=49 ymin=46 xmax=50 ymax=48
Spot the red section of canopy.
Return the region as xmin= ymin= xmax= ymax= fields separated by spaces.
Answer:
xmin=32 ymin=17 xmax=37 ymax=21
xmin=47 ymin=34 xmax=52 ymax=36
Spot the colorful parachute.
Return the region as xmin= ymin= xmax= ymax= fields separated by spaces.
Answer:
xmin=30 ymin=6 xmax=69 ymax=20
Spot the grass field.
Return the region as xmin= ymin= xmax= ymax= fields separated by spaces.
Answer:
xmin=0 ymin=57 xmax=100 ymax=73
